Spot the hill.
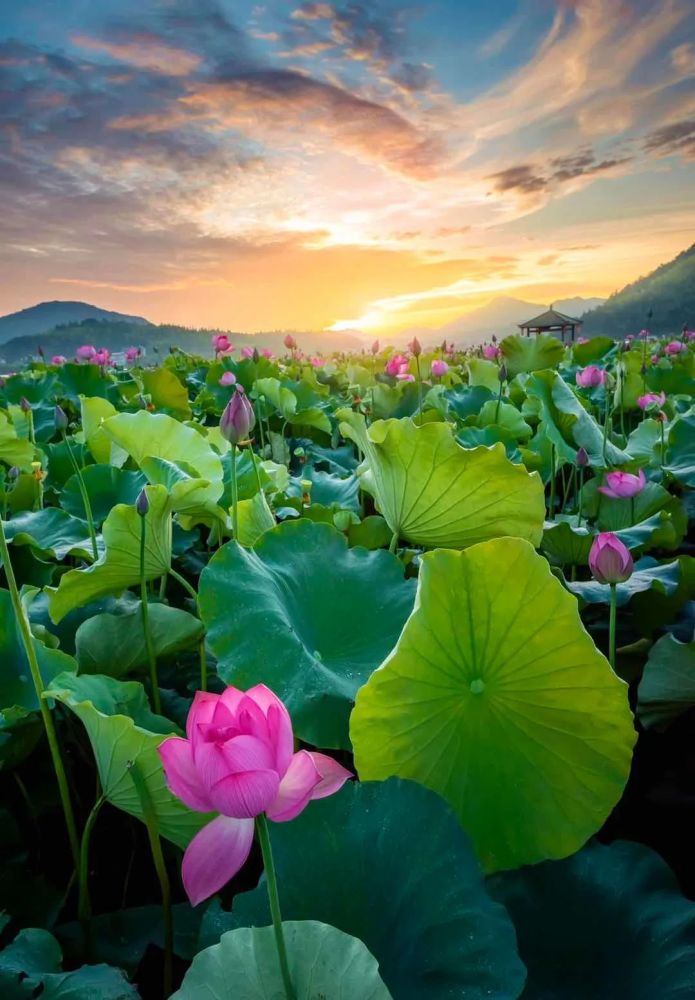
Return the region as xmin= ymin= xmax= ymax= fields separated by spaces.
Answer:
xmin=0 ymin=300 xmax=150 ymax=345
xmin=0 ymin=317 xmax=363 ymax=364
xmin=580 ymin=243 xmax=695 ymax=337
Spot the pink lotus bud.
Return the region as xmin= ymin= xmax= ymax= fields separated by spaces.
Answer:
xmin=310 ymin=356 xmax=324 ymax=368
xmin=19 ymin=397 xmax=31 ymax=412
xmin=158 ymin=684 xmax=351 ymax=905
xmin=576 ymin=447 xmax=589 ymax=468
xmin=54 ymin=405 xmax=68 ymax=432
xmin=598 ymin=468 xmax=646 ymax=499
xmin=261 ymin=347 xmax=273 ymax=359
xmin=431 ymin=359 xmax=449 ymax=377
xmin=371 ymin=339 xmax=380 ymax=355
xmin=589 ymin=532 xmax=633 ymax=585
xmin=51 ymin=355 xmax=67 ymax=365
xmin=125 ymin=347 xmax=140 ymax=362
xmin=212 ymin=334 xmax=231 ymax=354
xmin=575 ymin=366 xmax=606 ymax=388
xmin=482 ymin=345 xmax=500 ymax=361
xmin=409 ymin=336 xmax=422 ymax=357
xmin=650 ymin=354 xmax=659 ymax=364
xmin=219 ymin=371 xmax=236 ymax=387
xmin=76 ymin=344 xmax=96 ymax=362
xmin=135 ymin=487 xmax=150 ymax=517
xmin=637 ymin=391 xmax=666 ymax=411
xmin=220 ymin=385 xmax=255 ymax=445
xmin=240 ymin=347 xmax=254 ymax=360
xmin=284 ymin=334 xmax=297 ymax=350
xmin=665 ymin=340 xmax=685 ymax=355
xmin=93 ymin=349 xmax=110 ymax=366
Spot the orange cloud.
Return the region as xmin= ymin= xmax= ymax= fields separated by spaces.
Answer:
xmin=72 ymin=33 xmax=201 ymax=76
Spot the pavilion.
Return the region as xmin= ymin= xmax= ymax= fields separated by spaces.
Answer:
xmin=518 ymin=306 xmax=582 ymax=343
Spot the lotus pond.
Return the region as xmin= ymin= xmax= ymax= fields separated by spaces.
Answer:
xmin=0 ymin=330 xmax=694 ymax=999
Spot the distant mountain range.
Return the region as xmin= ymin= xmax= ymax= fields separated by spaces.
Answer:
xmin=0 ymin=300 xmax=150 ymax=345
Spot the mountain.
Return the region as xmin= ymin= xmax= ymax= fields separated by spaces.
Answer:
xmin=0 ymin=316 xmax=363 ymax=364
xmin=0 ymin=300 xmax=151 ymax=345
xmin=580 ymin=243 xmax=695 ymax=337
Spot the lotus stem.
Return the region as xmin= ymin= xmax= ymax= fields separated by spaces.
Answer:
xmin=389 ymin=530 xmax=399 ymax=554
xmin=608 ymin=583 xmax=617 ymax=670
xmin=660 ymin=421 xmax=665 ymax=470
xmin=128 ymin=761 xmax=173 ymax=999
xmin=78 ymin=794 xmax=105 ymax=959
xmin=576 ymin=467 xmax=584 ymax=528
xmin=62 ymin=433 xmax=98 ymax=560
xmin=0 ymin=517 xmax=80 ymax=872
xmin=415 ymin=356 xmax=423 ymax=417
xmin=231 ymin=442 xmax=239 ymax=539
xmin=548 ymin=446 xmax=556 ymax=521
xmin=139 ymin=514 xmax=161 ymax=715
xmin=168 ymin=568 xmax=206 ymax=691
xmin=256 ymin=814 xmax=296 ymax=1000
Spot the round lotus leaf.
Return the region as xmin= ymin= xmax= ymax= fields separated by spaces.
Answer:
xmin=351 ymin=537 xmax=636 ymax=871
xmin=198 ymin=519 xmax=416 ymax=748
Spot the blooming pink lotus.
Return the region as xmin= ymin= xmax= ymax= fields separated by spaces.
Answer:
xmin=125 ymin=347 xmax=140 ymax=363
xmin=261 ymin=347 xmax=274 ymax=359
xmin=310 ymin=356 xmax=324 ymax=368
xmin=482 ymin=345 xmax=500 ymax=360
xmin=637 ymin=391 xmax=666 ymax=411
xmin=431 ymin=359 xmax=449 ymax=377
xmin=51 ymin=355 xmax=67 ymax=365
xmin=240 ymin=346 xmax=254 ymax=360
xmin=75 ymin=344 xmax=96 ymax=362
xmin=219 ymin=370 xmax=236 ymax=387
xmin=598 ymin=468 xmax=646 ymax=499
xmin=650 ymin=354 xmax=660 ymax=364
xmin=396 ymin=371 xmax=415 ymax=381
xmin=665 ymin=340 xmax=685 ymax=355
xmin=589 ymin=532 xmax=633 ymax=585
xmin=158 ymin=685 xmax=351 ymax=905
xmin=212 ymin=334 xmax=231 ymax=354
xmin=575 ymin=366 xmax=606 ymax=388
xmin=93 ymin=349 xmax=110 ymax=366
xmin=384 ymin=353 xmax=408 ymax=376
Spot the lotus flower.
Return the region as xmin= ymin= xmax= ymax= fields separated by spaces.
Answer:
xmin=51 ymin=355 xmax=67 ymax=365
xmin=240 ymin=346 xmax=254 ymax=360
xmin=431 ymin=359 xmax=449 ymax=377
xmin=76 ymin=344 xmax=96 ymax=362
xmin=261 ymin=347 xmax=274 ymax=359
xmin=576 ymin=447 xmax=589 ymax=468
xmin=220 ymin=385 xmax=255 ymax=444
xmin=665 ymin=340 xmax=685 ymax=355
xmin=310 ymin=356 xmax=324 ymax=368
xmin=575 ymin=365 xmax=606 ymax=388
xmin=212 ymin=334 xmax=231 ymax=354
xmin=125 ymin=347 xmax=140 ymax=363
xmin=409 ymin=336 xmax=422 ymax=357
xmin=158 ymin=685 xmax=351 ymax=905
xmin=219 ymin=371 xmax=236 ymax=387
xmin=283 ymin=334 xmax=297 ymax=350
xmin=93 ymin=349 xmax=110 ymax=366
xmin=396 ymin=371 xmax=415 ymax=382
xmin=598 ymin=468 xmax=646 ymax=499
xmin=637 ymin=391 xmax=666 ymax=410
xmin=385 ymin=353 xmax=408 ymax=376
xmin=483 ymin=345 xmax=500 ymax=360
xmin=576 ymin=337 xmax=590 ymax=345
xmin=650 ymin=354 xmax=660 ymax=364
xmin=589 ymin=533 xmax=633 ymax=585
xmin=371 ymin=339 xmax=380 ymax=355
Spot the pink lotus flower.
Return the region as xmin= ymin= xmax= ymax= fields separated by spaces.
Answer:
xmin=284 ymin=334 xmax=297 ymax=350
xmin=665 ymin=340 xmax=685 ymax=355
xmin=650 ymin=354 xmax=660 ymax=364
xmin=261 ymin=347 xmax=274 ymax=359
xmin=408 ymin=336 xmax=422 ymax=357
xmin=576 ymin=366 xmax=606 ymax=388
xmin=385 ymin=353 xmax=408 ymax=376
xmin=483 ymin=345 xmax=500 ymax=360
xmin=76 ymin=344 xmax=96 ymax=362
xmin=51 ymin=355 xmax=67 ymax=365
xmin=158 ymin=685 xmax=351 ymax=905
xmin=240 ymin=346 xmax=254 ymax=360
xmin=589 ymin=532 xmax=633 ymax=585
xmin=93 ymin=349 xmax=110 ymax=366
xmin=219 ymin=371 xmax=236 ymax=387
xmin=598 ymin=468 xmax=646 ymax=499
xmin=576 ymin=337 xmax=590 ymax=345
xmin=637 ymin=391 xmax=666 ymax=411
xmin=431 ymin=359 xmax=449 ymax=377
xmin=125 ymin=347 xmax=140 ymax=363
xmin=310 ymin=356 xmax=324 ymax=368
xmin=212 ymin=334 xmax=231 ymax=354
xmin=396 ymin=371 xmax=415 ymax=382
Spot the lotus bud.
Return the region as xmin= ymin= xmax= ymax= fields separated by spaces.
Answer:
xmin=284 ymin=334 xmax=297 ymax=350
xmin=576 ymin=447 xmax=589 ymax=468
xmin=498 ymin=363 xmax=508 ymax=382
xmin=588 ymin=532 xmax=633 ymax=585
xmin=135 ymin=488 xmax=150 ymax=517
xmin=409 ymin=337 xmax=422 ymax=357
xmin=220 ymin=385 xmax=255 ymax=445
xmin=54 ymin=405 xmax=68 ymax=432
xmin=8 ymin=466 xmax=19 ymax=480
xmin=19 ymin=397 xmax=31 ymax=412
xmin=253 ymin=348 xmax=260 ymax=364
xmin=371 ymin=339 xmax=380 ymax=355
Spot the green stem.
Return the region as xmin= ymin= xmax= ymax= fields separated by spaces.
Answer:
xmin=0 ymin=518 xmax=80 ymax=871
xmin=167 ymin=568 xmax=206 ymax=689
xmin=630 ymin=496 xmax=635 ymax=525
xmin=608 ymin=583 xmax=617 ymax=670
xmin=619 ymin=367 xmax=626 ymax=439
xmin=78 ymin=795 xmax=105 ymax=959
xmin=63 ymin=434 xmax=98 ymax=560
xmin=414 ymin=357 xmax=423 ymax=417
xmin=660 ymin=421 xmax=665 ymax=470
xmin=248 ymin=444 xmax=264 ymax=495
xmin=389 ymin=530 xmax=398 ymax=554
xmin=169 ymin=567 xmax=198 ymax=603
xmin=576 ymin=467 xmax=584 ymax=528
xmin=494 ymin=381 xmax=503 ymax=423
xmin=27 ymin=410 xmax=35 ymax=445
xmin=128 ymin=762 xmax=173 ymax=999
xmin=548 ymin=447 xmax=556 ymax=521
xmin=256 ymin=814 xmax=296 ymax=1000
xmin=255 ymin=397 xmax=266 ymax=452
xmin=231 ymin=443 xmax=239 ymax=539
xmin=602 ymin=398 xmax=611 ymax=466
xmin=139 ymin=515 xmax=161 ymax=715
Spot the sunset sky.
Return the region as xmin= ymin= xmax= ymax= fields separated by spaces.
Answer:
xmin=1 ymin=0 xmax=694 ymax=335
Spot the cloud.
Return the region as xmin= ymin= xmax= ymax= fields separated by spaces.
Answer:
xmin=643 ymin=119 xmax=695 ymax=158
xmin=487 ymin=147 xmax=633 ymax=202
xmin=71 ymin=33 xmax=201 ymax=75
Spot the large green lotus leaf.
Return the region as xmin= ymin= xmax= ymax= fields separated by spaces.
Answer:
xmin=1 ymin=372 xmax=59 ymax=405
xmin=75 ymin=604 xmax=204 ymax=676
xmin=253 ymin=376 xmax=297 ymax=419
xmin=456 ymin=425 xmax=522 ymax=463
xmin=0 ymin=590 xmax=76 ymax=713
xmin=637 ymin=631 xmax=695 ymax=729
xmin=666 ymin=412 xmax=695 ymax=486
xmin=500 ymin=334 xmax=565 ymax=376
xmin=103 ymin=411 xmax=222 ymax=482
xmin=235 ymin=490 xmax=276 ymax=547
xmin=541 ymin=513 xmax=679 ymax=568
xmin=140 ymin=457 xmax=225 ymax=526
xmin=370 ymin=381 xmax=419 ymax=419
xmin=0 ymin=927 xmax=138 ymax=1000
xmin=488 ymin=839 xmax=695 ymax=999
xmin=199 ymin=520 xmax=415 ymax=748
xmin=2 ymin=509 xmax=93 ymax=561
xmin=612 ymin=349 xmax=646 ymax=411
xmin=55 ymin=363 xmax=113 ymax=401
xmin=80 ymin=397 xmax=127 ymax=467
xmin=173 ymin=922 xmax=391 ymax=1000
xmin=478 ymin=400 xmax=533 ymax=440
xmin=581 ymin=478 xmax=673 ymax=530
xmin=0 ymin=413 xmax=34 ymax=470
xmin=526 ymin=370 xmax=629 ymax=468
xmin=351 ymin=538 xmax=636 ymax=872
xmin=630 ymin=555 xmax=695 ymax=638
xmin=45 ymin=484 xmax=172 ymax=623
xmin=444 ymin=385 xmax=494 ymax=420
xmin=141 ymin=367 xmax=191 ymax=420
xmin=624 ymin=417 xmax=662 ymax=467
xmin=61 ymin=466 xmax=147 ymax=524
xmin=466 ymin=358 xmax=500 ymax=391
xmin=45 ymin=672 xmax=212 ymax=849
xmin=201 ymin=779 xmax=526 ymax=1000
xmin=567 ymin=557 xmax=680 ymax=607
xmin=572 ymin=337 xmax=614 ymax=365
xmin=338 ymin=412 xmax=544 ymax=549
xmin=289 ymin=467 xmax=360 ymax=513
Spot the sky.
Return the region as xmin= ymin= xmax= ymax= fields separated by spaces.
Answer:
xmin=1 ymin=0 xmax=694 ymax=335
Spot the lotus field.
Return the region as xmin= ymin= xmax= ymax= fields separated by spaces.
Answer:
xmin=1 ymin=328 xmax=695 ymax=999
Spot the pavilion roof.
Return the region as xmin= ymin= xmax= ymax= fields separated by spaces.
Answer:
xmin=519 ymin=307 xmax=581 ymax=328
